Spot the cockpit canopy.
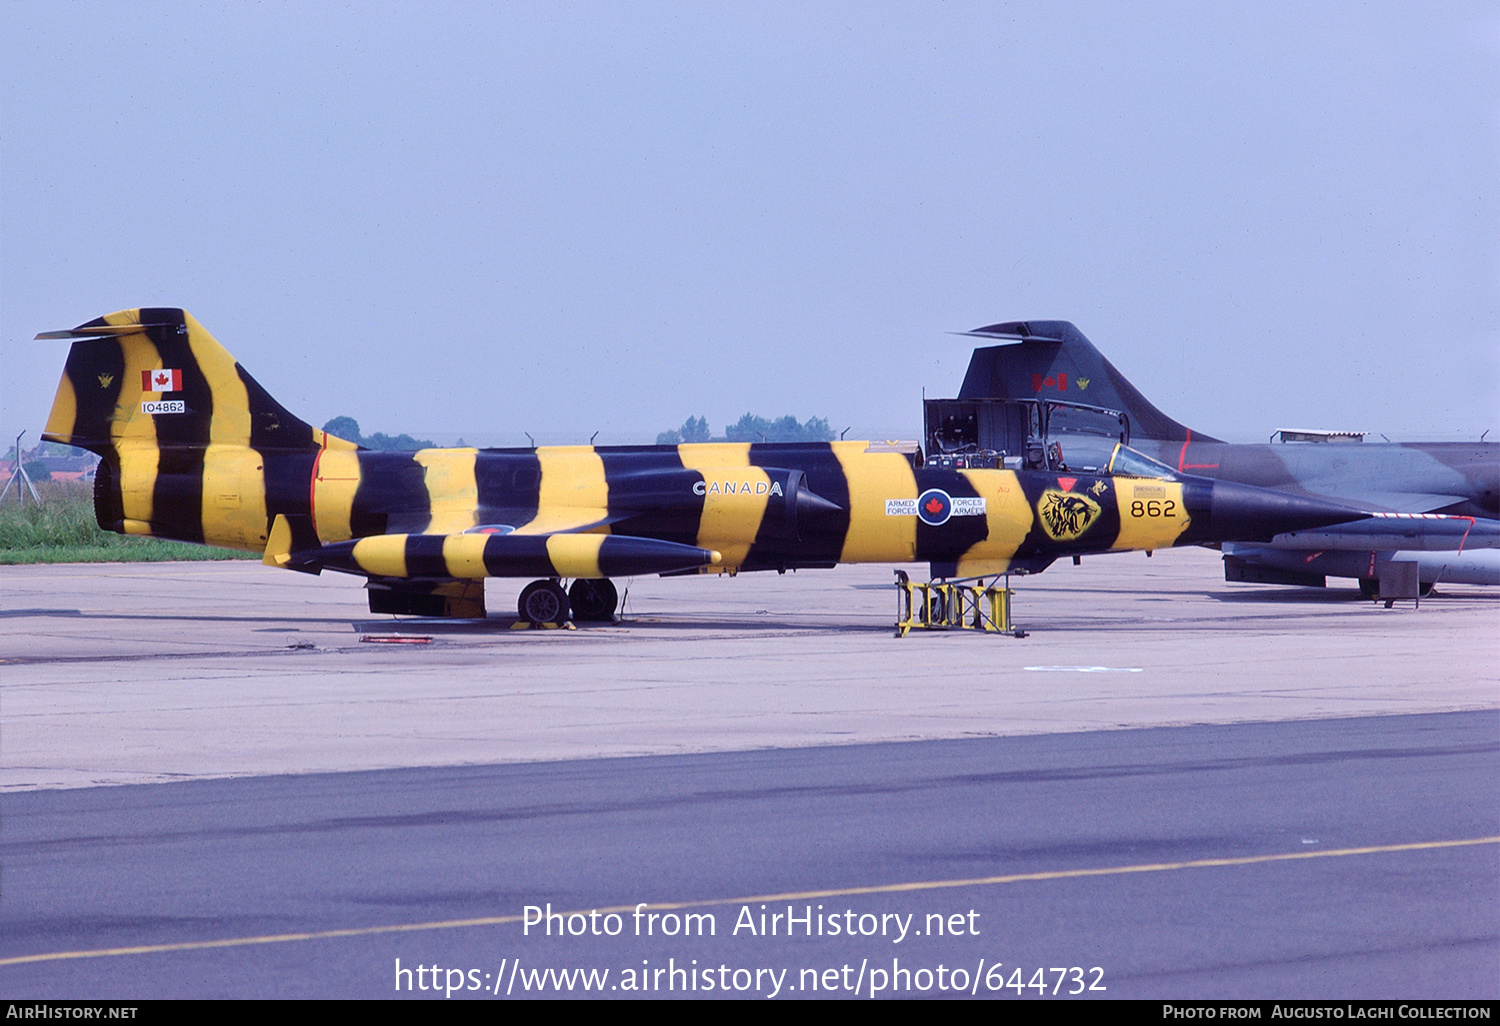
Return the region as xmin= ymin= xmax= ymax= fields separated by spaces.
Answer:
xmin=923 ymin=395 xmax=1152 ymax=474
xmin=1105 ymin=443 xmax=1178 ymax=480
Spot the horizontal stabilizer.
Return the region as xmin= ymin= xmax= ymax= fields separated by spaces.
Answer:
xmin=37 ymin=321 xmax=184 ymax=341
xmin=955 ymin=321 xmax=1067 ymax=343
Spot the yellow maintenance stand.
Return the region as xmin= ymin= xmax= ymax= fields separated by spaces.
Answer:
xmin=894 ymin=570 xmax=1023 ymax=638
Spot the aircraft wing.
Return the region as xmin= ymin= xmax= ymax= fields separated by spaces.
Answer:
xmin=1297 ymin=489 xmax=1471 ymax=516
xmin=386 ymin=507 xmax=624 ymax=536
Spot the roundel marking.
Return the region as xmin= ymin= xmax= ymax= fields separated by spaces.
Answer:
xmin=465 ymin=524 xmax=517 ymax=535
xmin=917 ymin=488 xmax=953 ymax=526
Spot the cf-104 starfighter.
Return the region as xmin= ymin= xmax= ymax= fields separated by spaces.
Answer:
xmin=41 ymin=309 xmax=1377 ymax=621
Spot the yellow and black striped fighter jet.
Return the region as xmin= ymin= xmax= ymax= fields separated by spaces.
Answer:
xmin=40 ymin=309 xmax=1372 ymax=622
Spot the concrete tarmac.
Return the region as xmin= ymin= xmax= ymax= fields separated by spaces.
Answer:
xmin=2 ymin=548 xmax=1496 ymax=790
xmin=1 ymin=550 xmax=1496 ymax=999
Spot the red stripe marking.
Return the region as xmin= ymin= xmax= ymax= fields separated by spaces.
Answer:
xmin=309 ymin=435 xmax=324 ymax=539
xmin=1457 ymin=516 xmax=1475 ymax=554
xmin=1178 ymin=428 xmax=1220 ymax=471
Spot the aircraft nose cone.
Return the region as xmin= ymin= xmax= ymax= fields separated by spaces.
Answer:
xmin=1192 ymin=479 xmax=1369 ymax=543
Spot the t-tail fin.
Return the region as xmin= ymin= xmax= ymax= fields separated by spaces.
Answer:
xmin=40 ymin=307 xmax=350 ymax=455
xmin=955 ymin=320 xmax=1218 ymax=443
xmin=39 ymin=308 xmax=357 ymax=550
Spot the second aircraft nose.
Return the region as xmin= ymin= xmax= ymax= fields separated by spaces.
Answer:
xmin=1181 ymin=478 xmax=1370 ymax=544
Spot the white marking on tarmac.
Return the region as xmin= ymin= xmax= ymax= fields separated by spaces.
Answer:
xmin=1024 ymin=666 xmax=1143 ymax=673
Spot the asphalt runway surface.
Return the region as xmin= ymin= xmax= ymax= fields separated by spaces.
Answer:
xmin=2 ymin=713 xmax=1495 ymax=999
xmin=1 ymin=551 xmax=1496 ymax=999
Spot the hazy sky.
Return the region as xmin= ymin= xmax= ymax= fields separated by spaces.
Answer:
xmin=4 ymin=2 xmax=1497 ymax=447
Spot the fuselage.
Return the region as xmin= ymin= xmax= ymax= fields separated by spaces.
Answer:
xmin=118 ymin=439 xmax=1213 ymax=578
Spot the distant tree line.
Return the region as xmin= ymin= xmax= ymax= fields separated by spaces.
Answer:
xmin=322 ymin=417 xmax=435 ymax=451
xmin=656 ymin=414 xmax=835 ymax=445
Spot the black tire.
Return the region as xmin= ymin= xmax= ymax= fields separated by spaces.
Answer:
xmin=569 ymin=578 xmax=619 ymax=621
xmin=926 ymin=591 xmax=946 ymax=625
xmin=1358 ymin=577 xmax=1379 ymax=599
xmin=518 ymin=580 xmax=570 ymax=624
xmin=1419 ymin=582 xmax=1435 ymax=598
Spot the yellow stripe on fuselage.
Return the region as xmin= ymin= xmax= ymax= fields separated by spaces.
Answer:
xmin=441 ymin=533 xmax=490 ymax=578
xmin=190 ymin=313 xmax=267 ymax=552
xmin=416 ymin=448 xmax=479 ymax=534
xmin=692 ymin=466 xmax=773 ymax=568
xmin=110 ymin=316 xmax=162 ymax=531
xmin=351 ymin=535 xmax=408 ymax=578
xmin=1110 ymin=478 xmax=1191 ymax=552
xmin=199 ymin=447 xmax=268 ymax=551
xmin=675 ymin=442 xmax=761 ymax=568
xmin=520 ymin=446 xmax=610 ymax=535
xmin=676 ymin=442 xmax=751 ymax=470
xmin=955 ymin=468 xmax=1035 ymax=574
xmin=312 ymin=446 xmax=361 ymax=543
xmin=833 ymin=442 xmax=919 ymax=563
xmin=545 ymin=534 xmax=606 ymax=579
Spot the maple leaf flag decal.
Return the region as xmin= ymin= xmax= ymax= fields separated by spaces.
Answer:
xmin=142 ymin=369 xmax=182 ymax=393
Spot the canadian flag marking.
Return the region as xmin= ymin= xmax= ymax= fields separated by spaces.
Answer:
xmin=142 ymin=369 xmax=182 ymax=393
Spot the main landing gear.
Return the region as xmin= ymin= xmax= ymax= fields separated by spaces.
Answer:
xmin=568 ymin=578 xmax=619 ymax=622
xmin=516 ymin=578 xmax=620 ymax=623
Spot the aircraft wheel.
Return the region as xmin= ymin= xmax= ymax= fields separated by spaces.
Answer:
xmin=1358 ymin=577 xmax=1379 ymax=599
xmin=518 ymin=580 xmax=570 ymax=624
xmin=926 ymin=591 xmax=946 ymax=624
xmin=569 ymin=578 xmax=618 ymax=621
xmin=1419 ymin=582 xmax=1435 ymax=597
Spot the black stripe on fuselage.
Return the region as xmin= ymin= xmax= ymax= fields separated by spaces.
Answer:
xmin=598 ymin=446 xmax=702 ymax=547
xmin=481 ymin=534 xmax=556 ymax=578
xmin=744 ymin=443 xmax=851 ymax=571
xmin=235 ymin=365 xmax=318 ymax=541
xmin=351 ymin=451 xmax=430 ymax=537
xmin=403 ymin=534 xmax=452 ymax=579
xmin=1013 ymin=472 xmax=1122 ymax=559
xmin=474 ymin=449 xmax=543 ymax=528
xmin=911 ymin=467 xmax=988 ymax=562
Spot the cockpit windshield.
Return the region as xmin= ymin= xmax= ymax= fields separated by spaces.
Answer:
xmin=1106 ymin=444 xmax=1179 ymax=480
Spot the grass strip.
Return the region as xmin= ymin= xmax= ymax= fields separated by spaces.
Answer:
xmin=0 ymin=482 xmax=255 ymax=564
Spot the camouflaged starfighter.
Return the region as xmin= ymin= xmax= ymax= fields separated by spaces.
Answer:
xmin=41 ymin=308 xmax=1378 ymax=621
xmin=943 ymin=320 xmax=1499 ymax=594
